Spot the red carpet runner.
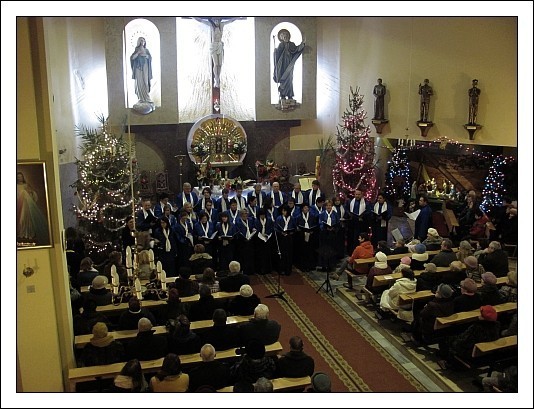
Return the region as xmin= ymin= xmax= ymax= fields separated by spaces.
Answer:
xmin=249 ymin=271 xmax=426 ymax=392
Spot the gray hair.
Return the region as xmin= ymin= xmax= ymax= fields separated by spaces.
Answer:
xmin=254 ymin=377 xmax=273 ymax=392
xmin=200 ymin=344 xmax=216 ymax=362
xmin=229 ymin=260 xmax=241 ymax=273
xmin=489 ymin=241 xmax=502 ymax=250
xmin=254 ymin=304 xmax=269 ymax=320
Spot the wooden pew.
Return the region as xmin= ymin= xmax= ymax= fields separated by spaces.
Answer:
xmin=345 ymin=249 xmax=457 ymax=290
xmin=372 ymin=267 xmax=451 ymax=288
xmin=443 ymin=208 xmax=459 ymax=233
xmin=217 ymin=376 xmax=311 ymax=392
xmin=434 ymin=302 xmax=517 ymax=330
xmin=68 ymin=341 xmax=283 ymax=392
xmin=452 ymin=335 xmax=518 ymax=371
xmin=95 ymin=291 xmax=239 ymax=314
xmin=397 ymin=276 xmax=508 ymax=306
xmin=74 ymin=315 xmax=252 ymax=349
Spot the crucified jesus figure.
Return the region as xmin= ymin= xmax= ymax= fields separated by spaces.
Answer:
xmin=193 ymin=17 xmax=245 ymax=88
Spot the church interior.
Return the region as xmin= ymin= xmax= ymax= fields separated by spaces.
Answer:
xmin=10 ymin=8 xmax=531 ymax=407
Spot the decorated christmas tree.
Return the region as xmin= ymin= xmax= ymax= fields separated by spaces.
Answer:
xmin=384 ymin=147 xmax=411 ymax=203
xmin=480 ymin=155 xmax=517 ymax=214
xmin=71 ymin=116 xmax=139 ymax=261
xmin=332 ymin=86 xmax=378 ymax=201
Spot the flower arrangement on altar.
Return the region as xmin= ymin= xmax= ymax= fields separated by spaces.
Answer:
xmin=231 ymin=140 xmax=247 ymax=155
xmin=196 ymin=162 xmax=221 ymax=187
xmin=191 ymin=142 xmax=209 ymax=157
xmin=255 ymin=159 xmax=280 ymax=184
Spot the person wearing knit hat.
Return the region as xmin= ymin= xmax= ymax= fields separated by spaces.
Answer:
xmin=308 ymin=372 xmax=332 ymax=392
xmin=453 ymin=278 xmax=482 ymax=313
xmin=401 ymin=256 xmax=412 ymax=266
xmin=80 ymin=322 xmax=125 ymax=366
xmin=126 ymin=317 xmax=168 ymax=361
xmin=422 ymin=227 xmax=442 ymax=251
xmin=410 ymin=243 xmax=428 ymax=271
xmin=228 ymin=284 xmax=261 ymax=316
xmin=457 ymin=240 xmax=474 ymax=263
xmin=436 ymin=283 xmax=453 ymax=299
xmin=464 ymin=255 xmax=485 ymax=283
xmin=479 ymin=305 xmax=498 ymax=321
xmin=84 ymin=275 xmax=112 ymax=306
xmin=364 ymin=251 xmax=393 ymax=293
xmin=478 ymin=272 xmax=502 ymax=305
xmin=416 ymin=262 xmax=438 ymax=291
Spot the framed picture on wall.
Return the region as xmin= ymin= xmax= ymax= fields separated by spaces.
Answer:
xmin=16 ymin=161 xmax=53 ymax=249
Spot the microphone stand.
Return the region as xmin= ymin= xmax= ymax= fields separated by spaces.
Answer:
xmin=316 ymin=226 xmax=334 ymax=297
xmin=266 ymin=228 xmax=287 ymax=302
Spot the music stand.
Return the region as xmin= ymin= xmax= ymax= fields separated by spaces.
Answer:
xmin=316 ymin=269 xmax=334 ymax=297
xmin=266 ymin=230 xmax=287 ymax=302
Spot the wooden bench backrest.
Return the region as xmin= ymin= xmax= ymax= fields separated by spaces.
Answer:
xmin=354 ymin=248 xmax=459 ymax=266
xmin=472 ymin=335 xmax=517 ymax=358
xmin=372 ymin=267 xmax=450 ymax=288
xmin=68 ymin=341 xmax=283 ymax=392
xmin=217 ymin=376 xmax=311 ymax=392
xmin=74 ymin=315 xmax=252 ymax=348
xmin=95 ymin=291 xmax=239 ymax=314
xmin=434 ymin=302 xmax=517 ymax=330
xmin=398 ymin=276 xmax=508 ymax=305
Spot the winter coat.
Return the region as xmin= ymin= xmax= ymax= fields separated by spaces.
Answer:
xmin=380 ymin=277 xmax=417 ymax=311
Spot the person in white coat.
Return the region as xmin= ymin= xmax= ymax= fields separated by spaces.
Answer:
xmin=379 ymin=268 xmax=417 ymax=313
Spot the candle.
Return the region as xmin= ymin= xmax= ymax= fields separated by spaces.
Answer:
xmin=134 ymin=278 xmax=143 ymax=300
xmin=125 ymin=246 xmax=132 ymax=268
xmin=161 ymin=270 xmax=167 ymax=290
xmin=156 ymin=260 xmax=162 ymax=273
xmin=148 ymin=249 xmax=155 ymax=270
xmin=111 ymin=265 xmax=119 ymax=295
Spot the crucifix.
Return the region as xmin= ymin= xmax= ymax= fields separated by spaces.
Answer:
xmin=190 ymin=17 xmax=246 ymax=113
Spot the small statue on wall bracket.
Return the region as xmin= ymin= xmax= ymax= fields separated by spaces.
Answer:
xmin=416 ymin=78 xmax=434 ymax=137
xmin=371 ymin=78 xmax=389 ymax=134
xmin=464 ymin=78 xmax=482 ymax=140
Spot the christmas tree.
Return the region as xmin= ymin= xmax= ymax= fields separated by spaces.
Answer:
xmin=385 ymin=147 xmax=411 ymax=203
xmin=71 ymin=116 xmax=139 ymax=262
xmin=332 ymin=86 xmax=378 ymax=201
xmin=480 ymin=155 xmax=517 ymax=214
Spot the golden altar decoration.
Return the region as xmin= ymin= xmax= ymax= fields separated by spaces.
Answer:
xmin=187 ymin=114 xmax=247 ymax=166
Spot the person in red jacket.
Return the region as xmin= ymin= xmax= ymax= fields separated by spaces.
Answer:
xmin=332 ymin=232 xmax=374 ymax=280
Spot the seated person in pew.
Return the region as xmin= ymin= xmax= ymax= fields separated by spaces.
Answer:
xmin=411 ymin=283 xmax=455 ymax=344
xmin=391 ymin=238 xmax=410 ymax=255
xmin=254 ymin=377 xmax=274 ymax=392
xmin=478 ymin=272 xmax=504 ymax=306
xmin=186 ymin=343 xmax=232 ymax=392
xmin=421 ymin=228 xmax=443 ymax=251
xmin=239 ymin=304 xmax=281 ymax=346
xmin=416 ymin=262 xmax=440 ymax=291
xmin=202 ymin=309 xmax=241 ymax=352
xmin=188 ymin=285 xmax=223 ymax=322
xmin=377 ymin=268 xmax=417 ymax=317
xmin=174 ymin=266 xmax=200 ymax=297
xmin=83 ymin=275 xmax=112 ymax=307
xmin=430 ymin=238 xmax=457 ymax=267
xmin=198 ymin=267 xmax=219 ymax=293
xmin=453 ymin=278 xmax=482 ymax=313
xmin=126 ymin=317 xmax=168 ymax=361
xmin=112 ymin=358 xmax=149 ymax=392
xmin=331 ymin=232 xmax=374 ymax=281
xmin=501 ymin=312 xmax=517 ymax=337
xmin=393 ymin=256 xmax=412 ymax=275
xmin=364 ymin=252 xmax=392 ymax=293
xmin=498 ymin=270 xmax=518 ymax=303
xmin=480 ymin=364 xmax=518 ymax=393
xmin=157 ymin=287 xmax=189 ymax=326
xmin=218 ymin=261 xmax=250 ymax=293
xmin=149 ymin=353 xmax=189 ymax=392
xmin=230 ymin=338 xmax=276 ymax=384
xmin=167 ymin=314 xmax=202 ymax=355
xmin=477 ymin=241 xmax=509 ymax=278
xmin=275 ymin=336 xmax=315 ymax=379
xmin=437 ymin=305 xmax=501 ymax=368
xmin=456 ymin=240 xmax=474 ymax=264
xmin=79 ymin=322 xmax=125 ymax=367
xmin=118 ymin=297 xmax=157 ymax=330
xmin=464 ymin=255 xmax=485 ymax=283
xmin=376 ymin=240 xmax=392 ymax=256
xmin=228 ymin=284 xmax=261 ymax=316
xmin=441 ymin=260 xmax=467 ymax=287
xmin=410 ymin=243 xmax=428 ymax=271
xmin=306 ymin=372 xmax=332 ymax=392
xmin=73 ymin=298 xmax=113 ymax=335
